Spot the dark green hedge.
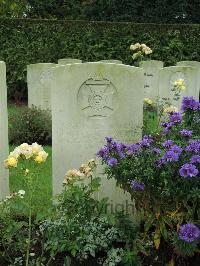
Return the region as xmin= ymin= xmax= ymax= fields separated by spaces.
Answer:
xmin=0 ymin=18 xmax=200 ymax=99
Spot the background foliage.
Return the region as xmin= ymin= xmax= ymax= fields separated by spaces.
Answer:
xmin=0 ymin=0 xmax=200 ymax=23
xmin=0 ymin=18 xmax=200 ymax=99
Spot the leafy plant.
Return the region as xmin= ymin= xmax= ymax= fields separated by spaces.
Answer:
xmin=9 ymin=105 xmax=52 ymax=145
xmin=97 ymin=96 xmax=200 ymax=262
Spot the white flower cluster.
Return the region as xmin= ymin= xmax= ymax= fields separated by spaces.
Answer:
xmin=0 ymin=190 xmax=26 ymax=205
xmin=130 ymin=42 xmax=152 ymax=60
xmin=4 ymin=143 xmax=48 ymax=168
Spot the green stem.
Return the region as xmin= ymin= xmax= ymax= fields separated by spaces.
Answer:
xmin=25 ymin=191 xmax=33 ymax=266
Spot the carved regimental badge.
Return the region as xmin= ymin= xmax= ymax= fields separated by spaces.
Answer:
xmin=40 ymin=70 xmax=53 ymax=86
xmin=77 ymin=78 xmax=118 ymax=118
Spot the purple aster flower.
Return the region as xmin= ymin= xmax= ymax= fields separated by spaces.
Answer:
xmin=179 ymin=223 xmax=200 ymax=243
xmin=181 ymin=96 xmax=200 ymax=112
xmin=169 ymin=112 xmax=182 ymax=123
xmin=190 ymin=155 xmax=200 ymax=164
xmin=163 ymin=151 xmax=179 ymax=162
xmin=115 ymin=143 xmax=126 ymax=158
xmin=96 ymin=147 xmax=109 ymax=159
xmin=161 ymin=122 xmax=168 ymax=128
xmin=161 ymin=122 xmax=175 ymax=135
xmin=140 ymin=135 xmax=154 ymax=147
xmin=169 ymin=145 xmax=182 ymax=155
xmin=126 ymin=143 xmax=141 ymax=155
xmin=179 ymin=163 xmax=199 ymax=178
xmin=152 ymin=148 xmax=161 ymax=154
xmin=180 ymin=129 xmax=193 ymax=137
xmin=185 ymin=140 xmax=200 ymax=153
xmin=107 ymin=158 xmax=118 ymax=167
xmin=162 ymin=140 xmax=174 ymax=148
xmin=105 ymin=136 xmax=113 ymax=143
xmin=130 ymin=180 xmax=145 ymax=191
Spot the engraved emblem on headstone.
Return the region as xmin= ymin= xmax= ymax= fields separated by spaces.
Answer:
xmin=40 ymin=70 xmax=53 ymax=85
xmin=77 ymin=78 xmax=118 ymax=118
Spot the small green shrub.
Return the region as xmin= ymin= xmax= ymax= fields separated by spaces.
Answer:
xmin=9 ymin=105 xmax=52 ymax=145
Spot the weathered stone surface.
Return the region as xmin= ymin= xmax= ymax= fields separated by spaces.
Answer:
xmin=0 ymin=61 xmax=9 ymax=200
xmin=158 ymin=66 xmax=199 ymax=107
xmin=58 ymin=58 xmax=82 ymax=64
xmin=139 ymin=60 xmax=163 ymax=100
xmin=27 ymin=63 xmax=56 ymax=110
xmin=51 ymin=62 xmax=144 ymax=209
xmin=99 ymin=60 xmax=123 ymax=64
xmin=177 ymin=61 xmax=200 ymax=96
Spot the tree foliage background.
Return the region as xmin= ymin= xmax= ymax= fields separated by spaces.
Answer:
xmin=0 ymin=0 xmax=200 ymax=23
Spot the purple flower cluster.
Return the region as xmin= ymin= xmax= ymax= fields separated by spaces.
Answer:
xmin=158 ymin=145 xmax=183 ymax=165
xmin=139 ymin=135 xmax=154 ymax=147
xmin=107 ymin=158 xmax=118 ymax=167
xmin=169 ymin=112 xmax=182 ymax=123
xmin=179 ymin=223 xmax=200 ymax=243
xmin=162 ymin=140 xmax=174 ymax=148
xmin=126 ymin=143 xmax=141 ymax=155
xmin=179 ymin=163 xmax=199 ymax=178
xmin=130 ymin=180 xmax=145 ymax=191
xmin=180 ymin=129 xmax=193 ymax=137
xmin=181 ymin=96 xmax=200 ymax=112
xmin=190 ymin=155 xmax=200 ymax=164
xmin=185 ymin=140 xmax=200 ymax=154
xmin=96 ymin=147 xmax=109 ymax=159
xmin=161 ymin=122 xmax=174 ymax=136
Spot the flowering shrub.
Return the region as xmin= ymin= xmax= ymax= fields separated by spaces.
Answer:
xmin=130 ymin=43 xmax=152 ymax=62
xmin=3 ymin=143 xmax=48 ymax=266
xmin=97 ymin=96 xmax=200 ymax=262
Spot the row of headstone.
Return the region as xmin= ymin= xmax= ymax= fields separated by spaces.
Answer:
xmin=2 ymin=59 xmax=200 ymax=208
xmin=28 ymin=59 xmax=200 ymax=111
xmin=139 ymin=60 xmax=200 ymax=107
xmin=0 ymin=61 xmax=9 ymax=200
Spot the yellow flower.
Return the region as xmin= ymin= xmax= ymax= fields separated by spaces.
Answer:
xmin=37 ymin=150 xmax=48 ymax=162
xmin=4 ymin=157 xmax=18 ymax=168
xmin=180 ymin=85 xmax=186 ymax=91
xmin=34 ymin=155 xmax=44 ymax=164
xmin=144 ymin=97 xmax=153 ymax=105
xmin=164 ymin=105 xmax=179 ymax=113
xmin=173 ymin=79 xmax=184 ymax=87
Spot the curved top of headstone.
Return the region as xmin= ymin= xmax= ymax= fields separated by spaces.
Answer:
xmin=139 ymin=60 xmax=164 ymax=68
xmin=27 ymin=63 xmax=56 ymax=70
xmin=177 ymin=61 xmax=200 ymax=67
xmin=58 ymin=58 xmax=82 ymax=64
xmin=99 ymin=59 xmax=123 ymax=64
xmin=160 ymin=65 xmax=193 ymax=72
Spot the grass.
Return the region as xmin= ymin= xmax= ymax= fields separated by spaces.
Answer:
xmin=7 ymin=103 xmax=158 ymax=215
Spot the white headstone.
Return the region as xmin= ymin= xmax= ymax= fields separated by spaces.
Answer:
xmin=159 ymin=66 xmax=199 ymax=107
xmin=0 ymin=61 xmax=9 ymax=200
xmin=27 ymin=63 xmax=55 ymax=110
xmin=177 ymin=61 xmax=200 ymax=96
xmin=139 ymin=60 xmax=164 ymax=100
xmin=51 ymin=62 xmax=144 ymax=209
xmin=58 ymin=58 xmax=82 ymax=64
xmin=100 ymin=60 xmax=122 ymax=64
